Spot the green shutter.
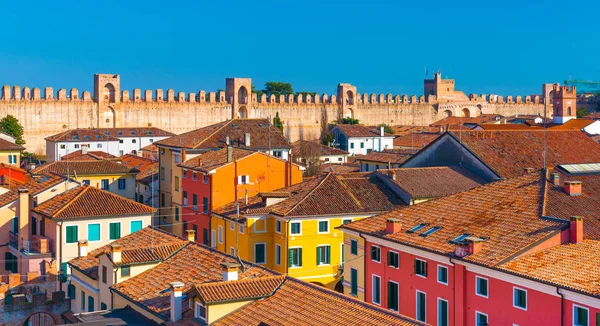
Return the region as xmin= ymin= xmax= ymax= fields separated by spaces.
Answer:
xmin=298 ymin=248 xmax=302 ymax=267
xmin=341 ymin=244 xmax=344 ymax=264
xmin=88 ymin=296 xmax=94 ymax=312
xmin=288 ymin=249 xmax=293 ymax=267
xmin=68 ymin=284 xmax=76 ymax=299
xmin=101 ymin=302 xmax=107 ymax=310
xmin=316 ymin=247 xmax=321 ymax=265
xmin=12 ymin=217 xmax=18 ymax=234
xmin=351 ymin=269 xmax=358 ymax=295
xmin=109 ymin=223 xmax=121 ymax=240
xmin=440 ymin=300 xmax=448 ymax=326
xmin=66 ymin=226 xmax=78 ymax=243
xmin=596 ymin=312 xmax=599 ymax=326
xmin=326 ymin=246 xmax=330 ymax=264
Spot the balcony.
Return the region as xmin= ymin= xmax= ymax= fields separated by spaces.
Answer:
xmin=8 ymin=232 xmax=52 ymax=256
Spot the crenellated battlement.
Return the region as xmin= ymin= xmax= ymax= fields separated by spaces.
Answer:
xmin=0 ymin=86 xmax=93 ymax=101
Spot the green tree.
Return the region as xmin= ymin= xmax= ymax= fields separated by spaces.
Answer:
xmin=321 ymin=132 xmax=334 ymax=146
xmin=0 ymin=115 xmax=25 ymax=145
xmin=576 ymin=107 xmax=589 ymax=118
xmin=378 ymin=123 xmax=393 ymax=134
xmin=264 ymin=82 xmax=293 ymax=97
xmin=252 ymin=85 xmax=264 ymax=98
xmin=273 ymin=112 xmax=284 ymax=132
xmin=340 ymin=117 xmax=359 ymax=125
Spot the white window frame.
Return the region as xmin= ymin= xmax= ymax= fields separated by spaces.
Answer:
xmin=195 ymin=302 xmax=206 ymax=321
xmin=229 ymin=247 xmax=235 ymax=256
xmin=317 ymin=219 xmax=329 ymax=234
xmin=254 ymin=242 xmax=267 ymax=264
xmin=192 ymin=172 xmax=198 ymax=181
xmin=275 ymin=220 xmax=281 ymax=234
xmin=371 ymin=274 xmax=381 ymax=305
xmin=229 ymin=221 xmax=235 ymax=231
xmin=415 ymin=258 xmax=427 ymax=278
xmin=237 ymin=175 xmax=250 ymax=185
xmin=290 ymin=221 xmax=302 ymax=235
xmin=289 ymin=246 xmax=302 ymax=268
xmin=573 ymin=304 xmax=589 ymax=326
xmin=275 ymin=244 xmax=281 ymax=266
xmin=211 ymin=230 xmax=216 ymax=248
xmin=438 ymin=298 xmax=449 ymax=326
xmin=387 ymin=279 xmax=399 ymax=311
xmin=513 ymin=286 xmax=527 ymax=311
xmin=316 ymin=244 xmax=330 ymax=266
xmin=239 ymin=225 xmax=244 ymax=234
xmin=370 ymin=245 xmax=381 ymax=263
xmin=87 ymin=223 xmax=101 ymax=243
xmin=416 ymin=290 xmax=427 ymax=323
xmin=475 ymin=311 xmax=488 ymax=326
xmin=387 ymin=250 xmax=399 ymax=269
xmin=218 ymin=226 xmax=223 ymax=244
xmin=202 ymin=173 xmax=209 ymax=184
xmin=437 ymin=265 xmax=448 ymax=285
xmin=476 ymin=276 xmax=489 ymax=298
xmin=253 ymin=217 xmax=266 ymax=233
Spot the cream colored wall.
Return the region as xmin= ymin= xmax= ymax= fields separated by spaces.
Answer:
xmin=0 ymin=150 xmax=21 ymax=166
xmin=320 ymin=154 xmax=347 ymax=164
xmin=342 ymin=231 xmax=365 ymax=301
xmin=113 ymin=292 xmax=165 ymax=323
xmin=74 ymin=173 xmax=136 ymax=199
xmin=70 ymin=268 xmax=100 ymax=313
xmin=206 ymin=299 xmax=254 ymax=324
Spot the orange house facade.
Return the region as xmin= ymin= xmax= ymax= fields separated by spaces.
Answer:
xmin=178 ymin=147 xmax=303 ymax=245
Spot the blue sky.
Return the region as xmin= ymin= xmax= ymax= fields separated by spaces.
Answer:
xmin=0 ymin=0 xmax=597 ymax=97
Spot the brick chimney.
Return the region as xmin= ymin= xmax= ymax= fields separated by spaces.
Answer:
xmin=185 ymin=229 xmax=195 ymax=242
xmin=17 ymin=189 xmax=30 ymax=252
xmin=221 ymin=262 xmax=240 ymax=281
xmin=550 ymin=173 xmax=560 ymax=186
xmin=454 ymin=237 xmax=483 ymax=257
xmin=111 ymin=244 xmax=122 ymax=264
xmin=169 ymin=281 xmax=185 ymax=322
xmin=82 ymin=145 xmax=88 ymax=155
xmin=385 ymin=218 xmax=402 ymax=234
xmin=78 ymin=240 xmax=88 ymax=257
xmin=564 ymin=181 xmax=582 ymax=196
xmin=570 ymin=216 xmax=583 ymax=244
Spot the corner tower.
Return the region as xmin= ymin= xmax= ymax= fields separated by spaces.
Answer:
xmin=552 ymin=84 xmax=577 ymax=124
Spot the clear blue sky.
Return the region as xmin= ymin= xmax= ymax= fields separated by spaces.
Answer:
xmin=0 ymin=0 xmax=597 ymax=97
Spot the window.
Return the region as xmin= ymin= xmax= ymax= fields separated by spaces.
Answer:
xmin=88 ymin=296 xmax=94 ymax=312
xmin=230 ymin=247 xmax=235 ymax=256
xmin=97 ymin=144 xmax=102 ymax=148
xmin=211 ymin=230 xmax=216 ymax=248
xmin=387 ymin=251 xmax=399 ymax=268
xmin=132 ymin=139 xmax=136 ymax=143
xmin=388 ymin=281 xmax=399 ymax=311
xmin=238 ymin=175 xmax=249 ymax=184
xmin=338 ymin=157 xmax=343 ymax=161
xmin=318 ymin=220 xmax=329 ymax=233
xmin=101 ymin=302 xmax=107 ymax=310
xmin=372 ymin=275 xmax=381 ymax=305
xmin=290 ymin=222 xmax=301 ymax=235
xmin=130 ymin=221 xmax=143 ymax=233
xmin=350 ymin=239 xmax=358 ymax=255
xmin=239 ymin=225 xmax=244 ymax=234
xmin=182 ymin=191 xmax=187 ymax=206
xmin=101 ymin=179 xmax=109 ymax=190
xmin=342 ymin=218 xmax=352 ymax=224
xmin=109 ymin=222 xmax=121 ymax=240
xmin=408 ymin=223 xmax=428 ymax=233
xmin=118 ymin=140 xmax=123 ymax=144
xmin=60 ymin=144 xmax=66 ymax=149
xmin=341 ymin=243 xmax=345 ymax=264
xmin=117 ymin=178 xmax=126 ymax=190
xmin=193 ymin=194 xmax=198 ymax=210
xmin=160 ymin=167 xmax=165 ymax=180
xmin=88 ymin=224 xmax=100 ymax=242
xmin=4 ymin=252 xmax=17 ymax=273
xmin=174 ymin=154 xmax=180 ymax=163
xmin=203 ymin=229 xmax=209 ymax=245
xmin=68 ymin=284 xmax=76 ymax=299
xmin=81 ymin=291 xmax=85 ymax=311
xmin=350 ymin=268 xmax=358 ymax=296
xmin=438 ymin=298 xmax=449 ymax=326
xmin=370 ymin=245 xmax=381 ymax=262
xmin=288 ymin=247 xmax=302 ymax=267
xmin=476 ymin=312 xmax=488 ymax=326
xmin=416 ymin=291 xmax=426 ymax=322
xmin=275 ymin=244 xmax=281 ymax=265
xmin=316 ymin=245 xmax=330 ymax=265
xmin=230 ymin=221 xmax=235 ymax=231
xmin=175 ymin=207 xmax=179 ymax=221
xmin=476 ymin=276 xmax=488 ymax=297
xmin=273 ymin=151 xmax=282 ymax=158
xmin=452 ymin=233 xmax=470 ymax=244
xmin=254 ymin=243 xmax=266 ymax=264
xmin=11 ymin=216 xmax=17 ymax=233
xmin=350 ymin=143 xmax=354 ymax=149
xmin=276 ymin=220 xmax=281 ymax=233
xmin=174 ymin=176 xmax=179 ymax=191
xmin=75 ymin=144 xmax=80 ymax=149
xmin=415 ymin=259 xmax=427 ymax=277
xmin=513 ymin=287 xmax=527 ymax=310
xmin=82 ymin=179 xmax=90 ymax=185
xmin=161 ymin=193 xmax=166 ymax=207
xmin=192 ymin=172 xmax=197 ymax=180
xmin=573 ymin=305 xmax=589 ymax=326
xmin=66 ymin=225 xmax=78 ymax=243
xmin=360 ymin=142 xmax=364 ymax=149
xmin=202 ymin=174 xmax=209 ymax=184
xmin=203 ymin=197 xmax=208 ymax=214
xmin=102 ymin=265 xmax=107 ymax=284
xmin=218 ymin=226 xmax=223 ymax=243
xmin=121 ymin=266 xmax=130 ymax=278
xmin=421 ymin=226 xmax=441 ymax=237
xmin=195 ymin=302 xmax=206 ymax=321
xmin=8 ymin=155 xmax=16 ymax=164
xmin=182 ymin=170 xmax=187 ymax=179
xmin=438 ymin=265 xmax=448 ymax=285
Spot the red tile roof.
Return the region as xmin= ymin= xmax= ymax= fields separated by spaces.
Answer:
xmin=194 ymin=275 xmax=285 ymax=305
xmin=97 ymin=127 xmax=174 ymax=138
xmin=391 ymin=125 xmax=439 ymax=137
xmin=61 ymin=150 xmax=117 ymax=161
xmin=33 ymin=185 xmax=156 ymax=220
xmin=319 ymin=162 xmax=359 ymax=174
xmin=548 ymin=118 xmax=596 ymax=130
xmin=155 ymin=119 xmax=290 ymax=150
xmin=0 ymin=174 xmax=65 ymax=207
xmin=356 ymin=150 xmax=415 ymax=165
xmin=0 ymin=138 xmax=24 ymax=151
xmin=45 ymin=129 xmax=120 ymax=142
xmin=430 ymin=115 xmax=498 ymax=127
xmin=333 ymin=124 xmax=393 ymax=137
xmin=477 ymin=124 xmax=544 ymax=131
xmin=177 ymin=147 xmax=256 ymax=173
xmin=291 ymin=140 xmax=348 ymax=156
xmin=394 ymin=132 xmax=441 ymax=148
xmin=31 ymin=160 xmax=136 ymax=175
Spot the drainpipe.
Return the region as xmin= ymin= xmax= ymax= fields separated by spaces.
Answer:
xmin=556 ymin=287 xmax=564 ymax=326
xmin=112 ymin=267 xmax=119 ymax=310
xmin=58 ymin=221 xmax=63 ymax=292
xmin=449 ymin=257 xmax=457 ymax=326
xmin=359 ymin=232 xmax=368 ymax=302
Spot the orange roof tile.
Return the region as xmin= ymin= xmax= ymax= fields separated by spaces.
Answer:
xmin=394 ymin=132 xmax=441 ymax=148
xmin=0 ymin=174 xmax=65 ymax=207
xmin=32 ymin=160 xmax=136 ymax=175
xmin=33 ymin=185 xmax=156 ymax=220
xmin=0 ymin=138 xmax=24 ymax=151
xmin=548 ymin=118 xmax=596 ymax=130
xmin=319 ymin=162 xmax=359 ymax=174
xmin=194 ymin=275 xmax=285 ymax=304
xmin=46 ymin=128 xmax=173 ymax=142
xmin=120 ymin=154 xmax=158 ymax=183
xmin=178 ymin=147 xmax=255 ymax=173
xmin=333 ymin=124 xmax=393 ymax=137
xmin=356 ymin=150 xmax=415 ymax=164
xmin=61 ymin=150 xmax=117 ymax=161
xmin=291 ymin=140 xmax=348 ymax=157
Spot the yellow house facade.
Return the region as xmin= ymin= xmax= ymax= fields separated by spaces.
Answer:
xmin=212 ymin=172 xmax=404 ymax=290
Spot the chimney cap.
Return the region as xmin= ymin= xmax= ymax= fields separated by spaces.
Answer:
xmin=386 ymin=218 xmax=402 ymax=224
xmin=18 ymin=189 xmax=29 ymax=193
xmin=169 ymin=281 xmax=185 ymax=290
xmin=111 ymin=243 xmax=123 ymax=252
xmin=221 ymin=262 xmax=240 ymax=271
xmin=564 ymin=180 xmax=582 ymax=185
xmin=464 ymin=236 xmax=485 ymax=243
xmin=570 ymin=216 xmax=584 ymax=221
xmin=78 ymin=239 xmax=88 ymax=246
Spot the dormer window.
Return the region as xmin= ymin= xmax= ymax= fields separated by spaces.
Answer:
xmin=195 ymin=301 xmax=206 ymax=321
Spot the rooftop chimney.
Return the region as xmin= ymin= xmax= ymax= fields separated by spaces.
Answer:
xmin=221 ymin=262 xmax=240 ymax=281
xmin=564 ymin=181 xmax=582 ymax=196
xmin=111 ymin=244 xmax=122 ymax=264
xmin=550 ymin=173 xmax=560 ymax=186
xmin=227 ymin=146 xmax=233 ymax=163
xmin=454 ymin=237 xmax=484 ymax=257
xmin=82 ymin=146 xmax=88 ymax=155
xmin=244 ymin=133 xmax=251 ymax=147
xmin=380 ymin=126 xmax=384 ymax=137
xmin=169 ymin=281 xmax=185 ymax=322
xmin=78 ymin=240 xmax=88 ymax=257
xmin=385 ymin=218 xmax=402 ymax=234
xmin=17 ymin=189 xmax=30 ymax=252
xmin=569 ymin=216 xmax=583 ymax=244
xmin=185 ymin=229 xmax=195 ymax=242
xmin=225 ymin=136 xmax=230 ymax=146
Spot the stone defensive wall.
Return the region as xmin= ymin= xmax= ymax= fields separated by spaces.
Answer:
xmin=0 ymin=75 xmax=546 ymax=154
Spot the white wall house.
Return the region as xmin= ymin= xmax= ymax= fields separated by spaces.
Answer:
xmin=45 ymin=128 xmax=174 ymax=162
xmin=331 ymin=125 xmax=395 ymax=156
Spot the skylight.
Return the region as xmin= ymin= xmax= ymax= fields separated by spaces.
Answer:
xmin=420 ymin=226 xmax=441 ymax=237
xmin=95 ymin=135 xmax=101 ymax=139
xmin=130 ymin=131 xmax=135 ymax=135
xmin=557 ymin=163 xmax=600 ymax=175
xmin=118 ymin=132 xmax=123 ymax=136
xmin=407 ymin=223 xmax=428 ymax=233
xmin=147 ymin=131 xmax=153 ymax=135
xmin=73 ymin=135 xmax=79 ymax=140
xmin=451 ymin=233 xmax=471 ymax=244
xmin=83 ymin=135 xmax=89 ymax=140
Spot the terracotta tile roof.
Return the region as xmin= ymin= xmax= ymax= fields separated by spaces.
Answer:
xmin=548 ymin=118 xmax=596 ymax=130
xmin=291 ymin=140 xmax=348 ymax=157
xmin=394 ymin=132 xmax=441 ymax=148
xmin=33 ymin=185 xmax=156 ymax=220
xmin=212 ymin=276 xmax=425 ymax=326
xmin=356 ymin=150 xmax=415 ymax=165
xmin=385 ymin=166 xmax=486 ymax=199
xmin=584 ymin=112 xmax=600 ymax=120
xmin=340 ymin=172 xmax=568 ymax=266
xmin=477 ymin=124 xmax=544 ymax=130
xmin=333 ymin=124 xmax=393 ymax=137
xmin=61 ymin=150 xmax=117 ymax=161
xmin=68 ymin=226 xmax=187 ymax=279
xmin=45 ymin=129 xmax=120 ymax=142
xmin=121 ymin=154 xmax=156 ymax=172
xmin=0 ymin=138 xmax=24 ymax=151
xmin=500 ymin=240 xmax=600 ymax=297
xmin=319 ymin=162 xmax=359 ymax=174
xmin=391 ymin=125 xmax=439 ymax=137
xmin=430 ymin=115 xmax=498 ymax=127
xmin=447 ymin=130 xmax=600 ymax=179
xmin=215 ymin=172 xmax=403 ymax=219
xmin=257 ymin=191 xmax=290 ymax=198
xmin=141 ymin=143 xmax=158 ymax=152
xmin=110 ymin=242 xmax=276 ymax=321
xmin=31 ymin=160 xmax=136 ymax=175
xmin=0 ymin=174 xmax=65 ymax=208
xmin=98 ymin=127 xmax=174 ymax=138
xmin=194 ymin=275 xmax=285 ymax=305
xmin=155 ymin=119 xmax=290 ymax=150
xmin=178 ymin=148 xmax=256 ymax=173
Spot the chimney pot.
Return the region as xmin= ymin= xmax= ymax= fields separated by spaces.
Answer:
xmin=221 ymin=262 xmax=240 ymax=281
xmin=169 ymin=281 xmax=185 ymax=322
xmin=380 ymin=126 xmax=384 ymax=137
xmin=185 ymin=229 xmax=195 ymax=242
xmin=550 ymin=172 xmax=560 ymax=186
xmin=78 ymin=240 xmax=88 ymax=257
xmin=569 ymin=216 xmax=584 ymax=244
xmin=564 ymin=180 xmax=582 ymax=196
xmin=225 ymin=136 xmax=230 ymax=146
xmin=111 ymin=244 xmax=122 ymax=264
xmin=385 ymin=218 xmax=402 ymax=234
xmin=244 ymin=132 xmax=251 ymax=147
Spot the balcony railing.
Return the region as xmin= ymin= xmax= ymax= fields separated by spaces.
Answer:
xmin=8 ymin=232 xmax=51 ymax=255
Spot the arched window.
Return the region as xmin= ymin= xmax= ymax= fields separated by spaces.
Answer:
xmin=567 ymin=107 xmax=572 ymax=116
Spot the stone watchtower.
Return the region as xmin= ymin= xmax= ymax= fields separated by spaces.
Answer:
xmin=226 ymin=78 xmax=252 ymax=119
xmin=552 ymin=84 xmax=577 ymax=124
xmin=94 ymin=74 xmax=120 ymax=128
xmin=424 ymin=72 xmax=455 ymax=102
xmin=337 ymin=83 xmax=357 ymax=119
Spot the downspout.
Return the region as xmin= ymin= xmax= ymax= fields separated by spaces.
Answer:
xmin=58 ymin=220 xmax=63 ymax=291
xmin=449 ymin=257 xmax=457 ymax=326
xmin=112 ymin=266 xmax=119 ymax=310
xmin=359 ymin=232 xmax=368 ymax=302
xmin=556 ymin=287 xmax=564 ymax=326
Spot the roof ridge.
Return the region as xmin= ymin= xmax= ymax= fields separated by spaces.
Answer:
xmin=193 ymin=119 xmax=233 ymax=149
xmin=335 ymin=174 xmax=364 ymax=209
xmin=50 ymin=186 xmax=89 ymax=218
xmin=283 ymin=174 xmax=332 ymax=215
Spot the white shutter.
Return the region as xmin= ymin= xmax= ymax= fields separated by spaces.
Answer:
xmin=237 ymin=175 xmax=242 ymax=184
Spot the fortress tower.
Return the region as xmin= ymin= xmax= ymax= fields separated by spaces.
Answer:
xmin=424 ymin=72 xmax=467 ymax=102
xmin=552 ymin=84 xmax=577 ymax=124
xmin=226 ymin=78 xmax=252 ymax=119
xmin=94 ymin=74 xmax=120 ymax=128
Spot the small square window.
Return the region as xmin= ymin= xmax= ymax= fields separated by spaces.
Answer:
xmin=438 ymin=265 xmax=448 ymax=285
xmin=290 ymin=222 xmax=301 ymax=235
xmin=121 ymin=266 xmax=130 ymax=278
xmin=318 ymin=220 xmax=329 ymax=233
xmin=342 ymin=219 xmax=352 ymax=225
xmin=276 ymin=220 xmax=281 ymax=233
xmin=414 ymin=259 xmax=427 ymax=277
xmin=476 ymin=276 xmax=488 ymax=297
xmin=387 ymin=251 xmax=399 ymax=268
xmin=350 ymin=239 xmax=358 ymax=255
xmin=370 ymin=245 xmax=381 ymax=262
xmin=513 ymin=287 xmax=527 ymax=310
xmin=573 ymin=305 xmax=589 ymax=326
xmin=229 ymin=222 xmax=235 ymax=231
